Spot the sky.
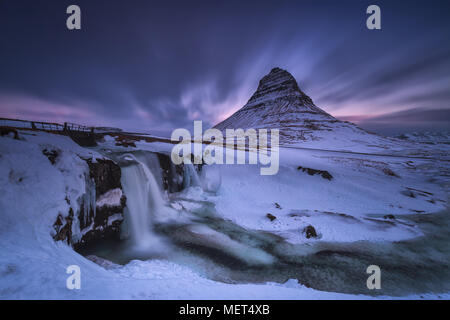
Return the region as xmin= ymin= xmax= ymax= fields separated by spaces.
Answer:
xmin=0 ymin=0 xmax=449 ymax=136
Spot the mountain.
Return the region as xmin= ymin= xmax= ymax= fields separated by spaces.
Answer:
xmin=214 ymin=67 xmax=369 ymax=145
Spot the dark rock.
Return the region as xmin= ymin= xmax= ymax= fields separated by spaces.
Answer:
xmin=383 ymin=214 xmax=396 ymax=220
xmin=42 ymin=148 xmax=59 ymax=165
xmin=68 ymin=131 xmax=98 ymax=147
xmin=382 ymin=168 xmax=400 ymax=178
xmin=112 ymin=134 xmax=140 ymax=148
xmin=53 ymin=208 xmax=74 ymax=244
xmin=274 ymin=202 xmax=282 ymax=209
xmin=297 ymin=166 xmax=333 ymax=180
xmin=86 ymin=159 xmax=122 ymax=196
xmin=266 ymin=213 xmax=277 ymax=221
xmin=157 ymin=153 xmax=185 ymax=192
xmin=303 ymin=225 xmax=318 ymax=239
xmin=0 ymin=127 xmax=19 ymax=139
xmin=401 ymin=190 xmax=416 ymax=198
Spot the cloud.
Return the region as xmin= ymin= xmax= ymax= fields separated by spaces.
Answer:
xmin=0 ymin=0 xmax=450 ymax=135
xmin=339 ymin=108 xmax=450 ymax=135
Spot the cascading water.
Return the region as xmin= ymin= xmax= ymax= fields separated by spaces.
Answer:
xmin=183 ymin=163 xmax=202 ymax=189
xmin=120 ymin=153 xmax=166 ymax=250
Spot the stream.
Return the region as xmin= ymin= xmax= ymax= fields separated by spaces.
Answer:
xmin=78 ymin=150 xmax=450 ymax=297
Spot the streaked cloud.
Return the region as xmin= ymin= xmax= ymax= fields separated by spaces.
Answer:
xmin=0 ymin=0 xmax=449 ymax=135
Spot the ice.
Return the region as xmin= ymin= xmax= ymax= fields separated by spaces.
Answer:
xmin=0 ymin=129 xmax=448 ymax=299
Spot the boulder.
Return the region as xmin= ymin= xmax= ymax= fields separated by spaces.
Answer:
xmin=297 ymin=166 xmax=333 ymax=180
xmin=303 ymin=225 xmax=318 ymax=239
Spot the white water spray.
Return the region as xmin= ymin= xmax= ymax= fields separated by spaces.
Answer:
xmin=183 ymin=163 xmax=202 ymax=189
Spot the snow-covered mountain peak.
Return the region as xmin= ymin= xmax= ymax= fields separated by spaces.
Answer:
xmin=214 ymin=67 xmax=370 ymax=145
xmin=241 ymin=67 xmax=323 ymax=114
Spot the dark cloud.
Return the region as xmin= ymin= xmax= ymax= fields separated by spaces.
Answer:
xmin=341 ymin=108 xmax=450 ymax=135
xmin=364 ymin=108 xmax=450 ymax=123
xmin=0 ymin=0 xmax=450 ymax=134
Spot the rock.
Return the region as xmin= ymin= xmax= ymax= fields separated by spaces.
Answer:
xmin=303 ymin=225 xmax=318 ymax=239
xmin=113 ymin=134 xmax=139 ymax=148
xmin=401 ymin=190 xmax=416 ymax=198
xmin=86 ymin=159 xmax=122 ymax=196
xmin=86 ymin=255 xmax=120 ymax=270
xmin=266 ymin=213 xmax=277 ymax=221
xmin=157 ymin=153 xmax=185 ymax=192
xmin=297 ymin=166 xmax=333 ymax=180
xmin=68 ymin=131 xmax=98 ymax=147
xmin=274 ymin=202 xmax=282 ymax=209
xmin=53 ymin=158 xmax=127 ymax=250
xmin=383 ymin=214 xmax=396 ymax=220
xmin=42 ymin=148 xmax=59 ymax=165
xmin=382 ymin=168 xmax=400 ymax=178
xmin=0 ymin=127 xmax=19 ymax=139
xmin=53 ymin=208 xmax=74 ymax=244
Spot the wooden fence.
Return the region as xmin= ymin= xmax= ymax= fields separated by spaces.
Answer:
xmin=0 ymin=117 xmax=93 ymax=133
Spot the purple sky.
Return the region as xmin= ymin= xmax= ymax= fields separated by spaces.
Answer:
xmin=1 ymin=0 xmax=449 ymax=136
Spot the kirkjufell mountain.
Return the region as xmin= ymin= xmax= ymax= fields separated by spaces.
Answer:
xmin=214 ymin=67 xmax=372 ymax=146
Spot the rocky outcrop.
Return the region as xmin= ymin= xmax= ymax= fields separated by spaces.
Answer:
xmin=68 ymin=131 xmax=98 ymax=147
xmin=42 ymin=148 xmax=59 ymax=165
xmin=303 ymin=225 xmax=318 ymax=239
xmin=53 ymin=158 xmax=127 ymax=250
xmin=297 ymin=166 xmax=333 ymax=180
xmin=53 ymin=209 xmax=74 ymax=244
xmin=157 ymin=153 xmax=185 ymax=192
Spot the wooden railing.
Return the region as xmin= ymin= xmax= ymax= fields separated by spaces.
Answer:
xmin=0 ymin=117 xmax=93 ymax=133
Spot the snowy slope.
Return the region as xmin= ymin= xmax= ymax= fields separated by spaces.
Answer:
xmin=0 ymin=130 xmax=375 ymax=299
xmin=175 ymin=146 xmax=446 ymax=244
xmin=1 ymin=129 xmax=448 ymax=299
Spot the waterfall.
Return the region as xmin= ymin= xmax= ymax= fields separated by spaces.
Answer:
xmin=183 ymin=163 xmax=202 ymax=189
xmin=120 ymin=153 xmax=166 ymax=249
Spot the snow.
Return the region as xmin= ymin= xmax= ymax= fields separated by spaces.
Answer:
xmin=1 ymin=68 xmax=448 ymax=299
xmin=192 ymin=145 xmax=444 ymax=244
xmin=0 ymin=129 xmax=448 ymax=299
xmin=107 ymin=213 xmax=123 ymax=226
xmin=96 ymin=188 xmax=123 ymax=208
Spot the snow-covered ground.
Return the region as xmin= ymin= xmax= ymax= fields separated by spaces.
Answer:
xmin=0 ymin=129 xmax=449 ymax=299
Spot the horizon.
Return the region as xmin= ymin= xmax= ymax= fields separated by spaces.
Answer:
xmin=1 ymin=0 xmax=450 ymax=135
